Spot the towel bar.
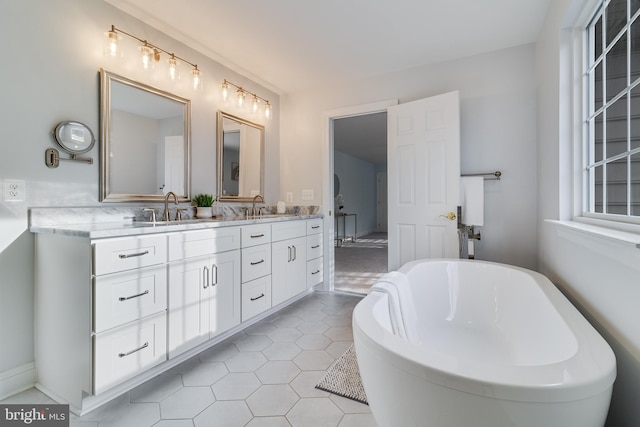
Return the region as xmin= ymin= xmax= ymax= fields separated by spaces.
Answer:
xmin=461 ymin=171 xmax=502 ymax=180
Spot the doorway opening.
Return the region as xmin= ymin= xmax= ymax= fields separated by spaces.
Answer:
xmin=332 ymin=112 xmax=388 ymax=294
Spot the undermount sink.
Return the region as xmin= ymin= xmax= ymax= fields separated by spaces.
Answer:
xmin=133 ymin=217 xmax=221 ymax=225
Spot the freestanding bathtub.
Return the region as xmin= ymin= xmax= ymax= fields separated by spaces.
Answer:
xmin=352 ymin=259 xmax=616 ymax=427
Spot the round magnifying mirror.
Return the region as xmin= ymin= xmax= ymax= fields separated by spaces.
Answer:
xmin=53 ymin=121 xmax=95 ymax=154
xmin=334 ymin=174 xmax=340 ymax=198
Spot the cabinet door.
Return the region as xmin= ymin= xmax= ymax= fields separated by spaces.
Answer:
xmin=209 ymin=250 xmax=241 ymax=337
xmin=168 ymin=256 xmax=210 ymax=358
xmin=272 ymin=236 xmax=307 ymax=306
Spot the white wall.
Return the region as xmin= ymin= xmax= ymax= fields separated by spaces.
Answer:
xmin=334 ymin=150 xmax=377 ymax=237
xmin=0 ymin=0 xmax=279 ymax=388
xmin=537 ymin=0 xmax=640 ymax=425
xmin=281 ymin=44 xmax=539 ymax=270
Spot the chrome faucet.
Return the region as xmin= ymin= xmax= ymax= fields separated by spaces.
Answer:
xmin=251 ymin=194 xmax=264 ymax=217
xmin=163 ymin=191 xmax=178 ymax=221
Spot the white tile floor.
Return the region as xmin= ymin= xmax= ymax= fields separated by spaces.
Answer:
xmin=2 ymin=292 xmax=376 ymax=427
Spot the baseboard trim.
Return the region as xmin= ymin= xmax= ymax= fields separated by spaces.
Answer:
xmin=0 ymin=362 xmax=36 ymax=401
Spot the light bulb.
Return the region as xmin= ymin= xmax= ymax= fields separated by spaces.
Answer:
xmin=167 ymin=55 xmax=180 ymax=81
xmin=237 ymin=88 xmax=245 ymax=107
xmin=139 ymin=44 xmax=155 ymax=70
xmin=192 ymin=67 xmax=203 ymax=91
xmin=264 ymin=102 xmax=272 ymax=120
xmin=103 ymin=28 xmax=122 ymax=57
xmin=252 ymin=96 xmax=259 ymax=113
xmin=221 ymin=81 xmax=229 ymax=101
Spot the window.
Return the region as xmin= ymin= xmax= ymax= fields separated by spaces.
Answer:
xmin=585 ymin=0 xmax=640 ymax=220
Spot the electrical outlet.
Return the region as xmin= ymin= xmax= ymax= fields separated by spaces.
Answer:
xmin=286 ymin=192 xmax=294 ymax=203
xmin=3 ymin=179 xmax=25 ymax=202
xmin=302 ymin=189 xmax=314 ymax=201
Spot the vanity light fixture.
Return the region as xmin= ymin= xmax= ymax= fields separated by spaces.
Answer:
xmin=103 ymin=25 xmax=202 ymax=91
xmin=221 ymin=79 xmax=272 ymax=119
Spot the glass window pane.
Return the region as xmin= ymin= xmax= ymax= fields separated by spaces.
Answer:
xmin=594 ymin=62 xmax=604 ymax=109
xmin=632 ymin=0 xmax=640 ymax=20
xmin=606 ymin=95 xmax=628 ymax=158
xmin=607 ymin=0 xmax=628 ymax=47
xmin=630 ymin=84 xmax=640 ymax=150
xmin=594 ymin=165 xmax=604 ymax=213
xmin=594 ymin=112 xmax=604 ymax=163
xmin=606 ymin=33 xmax=628 ymax=101
xmin=594 ymin=14 xmax=604 ymax=60
xmin=631 ymin=16 xmax=640 ymax=80
xmin=632 ymin=152 xmax=640 ymax=215
xmin=607 ymin=158 xmax=628 ymax=214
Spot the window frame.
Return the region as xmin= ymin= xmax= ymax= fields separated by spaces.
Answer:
xmin=580 ymin=0 xmax=640 ymax=227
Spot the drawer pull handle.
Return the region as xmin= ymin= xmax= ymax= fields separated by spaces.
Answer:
xmin=250 ymin=233 xmax=265 ymax=238
xmin=119 ymin=250 xmax=149 ymax=259
xmin=312 ymin=270 xmax=320 ymax=275
xmin=251 ymin=293 xmax=265 ymax=301
xmin=311 ymin=225 xmax=320 ymax=229
xmin=311 ymin=244 xmax=320 ymax=249
xmin=118 ymin=290 xmax=149 ymax=301
xmin=118 ymin=341 xmax=149 ymax=358
xmin=250 ymin=259 xmax=265 ymax=266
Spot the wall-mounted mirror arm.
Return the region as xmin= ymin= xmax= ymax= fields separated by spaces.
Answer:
xmin=45 ymin=148 xmax=93 ymax=168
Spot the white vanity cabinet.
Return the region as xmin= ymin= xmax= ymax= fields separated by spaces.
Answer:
xmin=32 ymin=213 xmax=322 ymax=414
xmin=272 ymin=221 xmax=308 ymax=306
xmin=34 ymin=233 xmax=168 ymax=412
xmin=306 ymin=218 xmax=324 ymax=288
xmin=167 ymin=228 xmax=241 ymax=358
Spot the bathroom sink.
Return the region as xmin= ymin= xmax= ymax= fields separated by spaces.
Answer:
xmin=133 ymin=217 xmax=222 ymax=225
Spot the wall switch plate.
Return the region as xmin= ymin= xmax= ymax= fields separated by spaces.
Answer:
xmin=302 ymin=189 xmax=314 ymax=201
xmin=3 ymin=179 xmax=25 ymax=201
xmin=286 ymin=192 xmax=294 ymax=203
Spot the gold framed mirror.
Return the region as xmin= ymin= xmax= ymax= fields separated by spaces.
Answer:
xmin=99 ymin=69 xmax=191 ymax=202
xmin=216 ymin=111 xmax=264 ymax=202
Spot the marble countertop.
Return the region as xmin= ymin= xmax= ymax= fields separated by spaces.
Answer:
xmin=30 ymin=214 xmax=323 ymax=239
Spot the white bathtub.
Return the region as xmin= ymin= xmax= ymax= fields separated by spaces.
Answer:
xmin=352 ymin=259 xmax=616 ymax=427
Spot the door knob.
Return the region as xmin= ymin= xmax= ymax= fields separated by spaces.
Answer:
xmin=440 ymin=212 xmax=456 ymax=221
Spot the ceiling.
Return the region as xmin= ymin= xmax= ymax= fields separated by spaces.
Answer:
xmin=334 ymin=113 xmax=387 ymax=164
xmin=105 ymin=0 xmax=552 ymax=95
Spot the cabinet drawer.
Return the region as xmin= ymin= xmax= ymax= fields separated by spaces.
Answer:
xmin=307 ymin=257 xmax=323 ymax=288
xmin=307 ymin=233 xmax=323 ymax=260
xmin=307 ymin=218 xmax=323 ymax=235
xmin=272 ymin=220 xmax=306 ymax=242
xmin=241 ymin=224 xmax=271 ymax=248
xmin=241 ymin=244 xmax=271 ymax=283
xmin=94 ymin=264 xmax=167 ymax=333
xmin=242 ymin=276 xmax=271 ymax=322
xmin=93 ymin=235 xmax=167 ymax=275
xmin=168 ymin=227 xmax=240 ymax=261
xmin=93 ymin=312 xmax=167 ymax=395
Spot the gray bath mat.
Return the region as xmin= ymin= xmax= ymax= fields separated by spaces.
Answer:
xmin=315 ymin=344 xmax=368 ymax=405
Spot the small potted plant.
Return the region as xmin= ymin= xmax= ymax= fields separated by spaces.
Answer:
xmin=193 ymin=193 xmax=215 ymax=218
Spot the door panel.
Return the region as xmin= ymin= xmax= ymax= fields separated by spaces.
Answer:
xmin=388 ymin=91 xmax=460 ymax=271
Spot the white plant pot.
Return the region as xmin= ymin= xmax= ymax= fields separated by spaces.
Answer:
xmin=196 ymin=206 xmax=213 ymax=218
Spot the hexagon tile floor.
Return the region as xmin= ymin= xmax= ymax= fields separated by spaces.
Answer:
xmin=1 ymin=292 xmax=377 ymax=427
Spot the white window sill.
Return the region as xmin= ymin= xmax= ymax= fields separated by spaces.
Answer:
xmin=547 ymin=219 xmax=640 ymax=247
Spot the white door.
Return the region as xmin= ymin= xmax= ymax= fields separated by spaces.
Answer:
xmin=387 ymin=91 xmax=460 ymax=271
xmin=163 ymin=136 xmax=184 ymax=195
